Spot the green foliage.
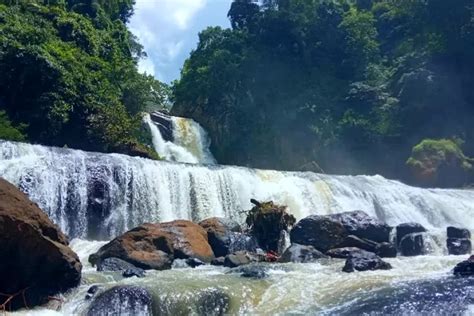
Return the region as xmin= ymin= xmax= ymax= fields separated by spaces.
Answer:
xmin=0 ymin=111 xmax=26 ymax=141
xmin=173 ymin=0 xmax=474 ymax=185
xmin=0 ymin=1 xmax=163 ymax=159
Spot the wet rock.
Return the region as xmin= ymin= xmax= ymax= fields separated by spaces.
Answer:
xmin=399 ymin=232 xmax=426 ymax=256
xmin=85 ymin=285 xmax=100 ymax=300
xmin=97 ymin=256 xmax=133 ymax=272
xmin=89 ymin=220 xmax=214 ymax=270
xmin=340 ymin=235 xmax=378 ymax=253
xmin=396 ymin=223 xmax=426 ymax=247
xmin=290 ymin=215 xmax=347 ymax=252
xmin=235 ymin=264 xmax=269 ymax=279
xmin=211 ymin=257 xmax=225 ymax=266
xmin=326 ymin=247 xmax=372 ymax=259
xmin=328 ymin=210 xmax=391 ymax=243
xmin=228 ymin=233 xmax=259 ymax=253
xmin=375 ymin=242 xmax=397 ymax=258
xmin=332 ymin=276 xmax=474 ymax=314
xmin=0 ymin=178 xmax=82 ymax=310
xmin=246 ymin=200 xmax=296 ymax=253
xmin=123 ymin=268 xmax=146 ymax=278
xmin=453 ymin=256 xmax=474 ymax=276
xmin=447 ymin=226 xmax=471 ymax=239
xmin=87 ymin=285 xmax=153 ymax=316
xmin=342 ymin=251 xmax=392 ymax=273
xmin=185 ymin=257 xmax=206 ymax=268
xmin=97 ymin=257 xmax=146 ymax=278
xmin=195 ymin=288 xmax=231 ymax=316
xmin=279 ymin=243 xmax=328 ymax=263
xmin=447 ymin=238 xmax=472 ymax=256
xmin=199 ymin=217 xmax=241 ymax=257
xmin=150 ymin=111 xmax=174 ymax=142
xmin=223 ymin=251 xmax=262 ymax=268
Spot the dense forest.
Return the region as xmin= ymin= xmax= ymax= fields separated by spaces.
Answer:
xmin=172 ymin=0 xmax=474 ymax=187
xmin=0 ymin=0 xmax=168 ymax=159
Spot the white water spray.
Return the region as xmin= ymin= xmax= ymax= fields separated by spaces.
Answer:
xmin=143 ymin=113 xmax=215 ymax=165
xmin=1 ymin=140 xmax=474 ymax=239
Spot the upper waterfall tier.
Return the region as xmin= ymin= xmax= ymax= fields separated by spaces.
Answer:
xmin=0 ymin=140 xmax=473 ymax=240
xmin=144 ymin=112 xmax=216 ymax=165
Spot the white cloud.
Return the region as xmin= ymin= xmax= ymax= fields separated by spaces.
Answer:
xmin=129 ymin=0 xmax=208 ymax=82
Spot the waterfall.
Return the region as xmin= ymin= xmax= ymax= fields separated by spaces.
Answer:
xmin=144 ymin=113 xmax=216 ymax=165
xmin=1 ymin=140 xmax=474 ymax=240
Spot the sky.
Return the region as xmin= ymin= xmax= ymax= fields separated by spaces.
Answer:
xmin=129 ymin=0 xmax=232 ymax=84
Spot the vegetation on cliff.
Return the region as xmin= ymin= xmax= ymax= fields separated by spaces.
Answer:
xmin=0 ymin=0 xmax=168 ymax=158
xmin=172 ymin=0 xmax=474 ymax=186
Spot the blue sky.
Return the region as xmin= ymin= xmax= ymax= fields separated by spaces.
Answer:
xmin=129 ymin=0 xmax=232 ymax=83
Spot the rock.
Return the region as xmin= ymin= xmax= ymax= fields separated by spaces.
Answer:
xmin=326 ymin=247 xmax=372 ymax=259
xmin=150 ymin=111 xmax=174 ymax=142
xmin=453 ymin=255 xmax=474 ymax=276
xmin=342 ymin=251 xmax=392 ymax=273
xmin=375 ymin=242 xmax=397 ymax=258
xmin=185 ymin=257 xmax=206 ymax=268
xmin=87 ymin=285 xmax=153 ymax=316
xmin=245 ymin=200 xmax=296 ymax=253
xmin=340 ymin=235 xmax=378 ymax=253
xmin=399 ymin=232 xmax=426 ymax=256
xmin=447 ymin=238 xmax=472 ymax=255
xmin=195 ymin=288 xmax=231 ymax=316
xmin=123 ymin=269 xmax=146 ymax=278
xmin=224 ymin=251 xmax=262 ymax=268
xmin=0 ymin=178 xmax=82 ymax=310
xmin=89 ymin=220 xmax=214 ymax=270
xmin=290 ymin=215 xmax=347 ymax=252
xmin=96 ymin=256 xmax=126 ymax=272
xmin=396 ymin=223 xmax=426 ymax=246
xmin=233 ymin=264 xmax=269 ymax=279
xmin=279 ymin=243 xmax=328 ymax=263
xmin=328 ymin=210 xmax=392 ymax=243
xmin=199 ymin=217 xmax=241 ymax=257
xmin=85 ymin=285 xmax=100 ymax=300
xmin=211 ymin=257 xmax=225 ymax=266
xmin=447 ymin=227 xmax=471 ymax=239
xmin=228 ymin=233 xmax=259 ymax=253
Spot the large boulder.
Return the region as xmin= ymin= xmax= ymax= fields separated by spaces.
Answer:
xmin=396 ymin=223 xmax=427 ymax=246
xmin=340 ymin=235 xmax=378 ymax=253
xmin=375 ymin=242 xmax=397 ymax=258
xmin=246 ymin=200 xmax=296 ymax=253
xmin=198 ymin=217 xmax=241 ymax=257
xmin=328 ymin=210 xmax=392 ymax=243
xmin=279 ymin=243 xmax=328 ymax=263
xmin=89 ymin=220 xmax=214 ymax=270
xmin=290 ymin=215 xmax=347 ymax=252
xmin=342 ymin=251 xmax=392 ymax=273
xmin=399 ymin=232 xmax=426 ymax=256
xmin=453 ymin=256 xmax=474 ymax=276
xmin=87 ymin=286 xmax=153 ymax=316
xmin=447 ymin=238 xmax=472 ymax=256
xmin=0 ymin=178 xmax=82 ymax=310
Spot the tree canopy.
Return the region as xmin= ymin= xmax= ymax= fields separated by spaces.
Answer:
xmin=0 ymin=0 xmax=168 ymax=158
xmin=172 ymin=0 xmax=474 ymax=186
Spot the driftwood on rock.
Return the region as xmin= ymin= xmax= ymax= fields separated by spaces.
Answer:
xmin=245 ymin=199 xmax=296 ymax=253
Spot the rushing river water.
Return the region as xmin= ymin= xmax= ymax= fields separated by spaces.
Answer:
xmin=13 ymin=239 xmax=474 ymax=315
xmin=1 ymin=114 xmax=474 ymax=315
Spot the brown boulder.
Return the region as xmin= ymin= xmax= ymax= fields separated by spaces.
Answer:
xmin=0 ymin=178 xmax=82 ymax=311
xmin=89 ymin=220 xmax=214 ymax=270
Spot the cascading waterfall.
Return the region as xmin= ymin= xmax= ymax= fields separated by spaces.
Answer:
xmin=1 ymin=140 xmax=474 ymax=240
xmin=144 ymin=113 xmax=216 ymax=165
